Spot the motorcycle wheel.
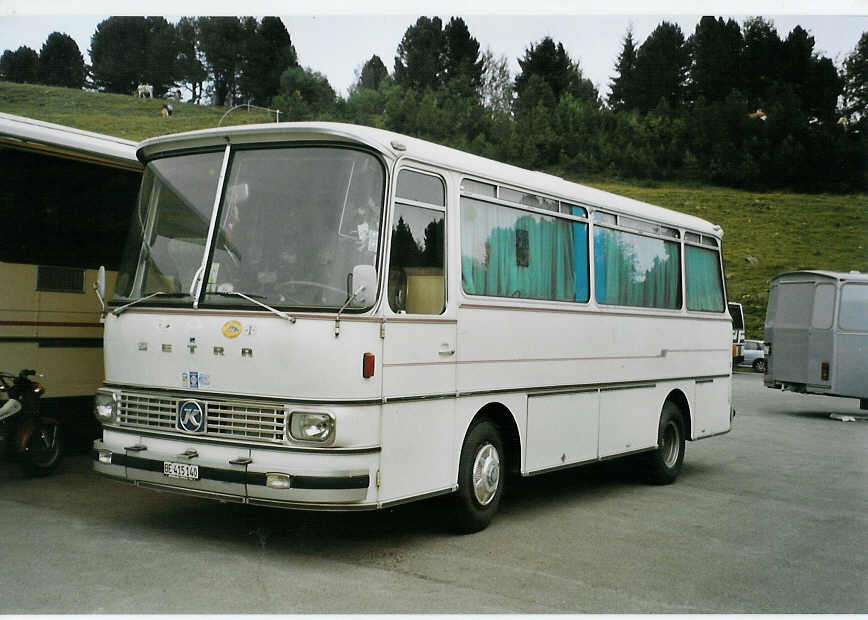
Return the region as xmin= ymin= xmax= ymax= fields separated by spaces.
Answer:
xmin=20 ymin=421 xmax=64 ymax=477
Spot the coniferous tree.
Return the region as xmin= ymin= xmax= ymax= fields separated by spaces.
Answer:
xmin=608 ymin=28 xmax=638 ymax=111
xmin=0 ymin=46 xmax=38 ymax=83
xmin=443 ymin=17 xmax=484 ymax=97
xmin=688 ymin=16 xmax=743 ymax=104
xmin=38 ymin=32 xmax=86 ymax=88
xmin=634 ymin=21 xmax=689 ymax=112
xmin=804 ymin=55 xmax=842 ymax=122
xmin=238 ymin=16 xmax=297 ymax=106
xmin=198 ymin=16 xmax=246 ymax=105
xmin=514 ymin=37 xmax=599 ymax=116
xmin=143 ymin=17 xmax=181 ymax=95
xmin=842 ymin=31 xmax=868 ymax=119
xmin=357 ymin=55 xmax=389 ymax=91
xmin=90 ymin=17 xmax=150 ymax=93
xmin=394 ymin=16 xmax=445 ymax=92
xmin=741 ymin=17 xmax=783 ymax=111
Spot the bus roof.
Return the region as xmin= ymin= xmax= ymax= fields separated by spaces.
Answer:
xmin=0 ymin=112 xmax=141 ymax=172
xmin=771 ymin=270 xmax=868 ymax=283
xmin=137 ymin=121 xmax=722 ymax=237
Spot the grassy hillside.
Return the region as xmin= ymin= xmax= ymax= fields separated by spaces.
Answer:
xmin=3 ymin=81 xmax=866 ymax=337
xmin=0 ymin=81 xmax=274 ymax=139
xmin=581 ymin=182 xmax=867 ymax=337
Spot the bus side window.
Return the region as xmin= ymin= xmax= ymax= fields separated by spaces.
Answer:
xmin=388 ymin=204 xmax=445 ymax=314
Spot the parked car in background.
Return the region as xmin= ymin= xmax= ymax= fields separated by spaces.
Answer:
xmin=741 ymin=339 xmax=767 ymax=372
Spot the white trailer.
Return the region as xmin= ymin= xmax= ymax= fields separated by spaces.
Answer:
xmin=764 ymin=270 xmax=868 ymax=409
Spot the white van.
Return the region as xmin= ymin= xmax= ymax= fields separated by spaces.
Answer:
xmin=764 ymin=270 xmax=868 ymax=409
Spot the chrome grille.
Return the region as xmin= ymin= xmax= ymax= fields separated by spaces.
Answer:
xmin=118 ymin=391 xmax=286 ymax=444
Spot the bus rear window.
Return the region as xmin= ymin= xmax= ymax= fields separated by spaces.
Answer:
xmin=685 ymin=245 xmax=724 ymax=312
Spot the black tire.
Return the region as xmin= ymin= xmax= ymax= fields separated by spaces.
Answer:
xmin=753 ymin=358 xmax=767 ymax=373
xmin=644 ymin=401 xmax=685 ymax=485
xmin=452 ymin=420 xmax=506 ymax=534
xmin=20 ymin=421 xmax=64 ymax=477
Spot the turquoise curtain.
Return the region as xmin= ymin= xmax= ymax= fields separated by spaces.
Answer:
xmin=461 ymin=197 xmax=588 ymax=302
xmin=594 ymin=227 xmax=680 ymax=308
xmin=685 ymin=245 xmax=724 ymax=311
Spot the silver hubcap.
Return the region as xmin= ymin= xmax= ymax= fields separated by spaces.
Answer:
xmin=661 ymin=421 xmax=680 ymax=469
xmin=472 ymin=442 xmax=501 ymax=506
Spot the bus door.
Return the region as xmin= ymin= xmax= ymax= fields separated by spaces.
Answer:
xmin=379 ymin=168 xmax=456 ymax=501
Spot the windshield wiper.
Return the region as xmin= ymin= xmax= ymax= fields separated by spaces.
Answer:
xmin=210 ymin=290 xmax=296 ymax=324
xmin=111 ymin=292 xmax=189 ymax=316
xmin=211 ymin=291 xmax=266 ymax=299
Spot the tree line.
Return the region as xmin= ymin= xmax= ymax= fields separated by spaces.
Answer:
xmin=1 ymin=15 xmax=866 ymax=192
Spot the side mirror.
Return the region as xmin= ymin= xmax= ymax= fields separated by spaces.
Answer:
xmin=350 ymin=264 xmax=378 ymax=307
xmin=94 ymin=266 xmax=107 ymax=313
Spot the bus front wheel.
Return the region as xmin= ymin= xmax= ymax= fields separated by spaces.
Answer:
xmin=644 ymin=401 xmax=685 ymax=485
xmin=453 ymin=420 xmax=505 ymax=534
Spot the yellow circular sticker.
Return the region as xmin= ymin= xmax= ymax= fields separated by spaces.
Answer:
xmin=221 ymin=320 xmax=242 ymax=339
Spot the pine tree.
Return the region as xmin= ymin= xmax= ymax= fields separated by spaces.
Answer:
xmin=842 ymin=31 xmax=868 ymax=119
xmin=443 ymin=17 xmax=484 ymax=97
xmin=688 ymin=16 xmax=743 ymax=104
xmin=357 ymin=55 xmax=389 ymax=91
xmin=394 ymin=16 xmax=445 ymax=92
xmin=515 ymin=37 xmax=598 ymax=115
xmin=608 ymin=28 xmax=638 ymax=111
xmin=634 ymin=21 xmax=689 ymax=112
xmin=38 ymin=32 xmax=86 ymax=88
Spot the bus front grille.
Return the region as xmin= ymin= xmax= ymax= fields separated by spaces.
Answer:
xmin=118 ymin=391 xmax=286 ymax=444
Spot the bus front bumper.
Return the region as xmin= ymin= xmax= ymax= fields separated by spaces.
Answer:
xmin=93 ymin=429 xmax=377 ymax=509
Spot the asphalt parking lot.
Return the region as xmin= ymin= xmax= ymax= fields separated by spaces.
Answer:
xmin=1 ymin=372 xmax=866 ymax=613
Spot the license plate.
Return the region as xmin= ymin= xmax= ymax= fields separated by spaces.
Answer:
xmin=163 ymin=461 xmax=199 ymax=480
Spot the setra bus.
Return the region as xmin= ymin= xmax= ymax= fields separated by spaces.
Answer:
xmin=0 ymin=113 xmax=142 ymax=446
xmin=92 ymin=122 xmax=734 ymax=532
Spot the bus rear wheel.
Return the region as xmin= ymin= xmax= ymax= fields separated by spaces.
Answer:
xmin=644 ymin=401 xmax=684 ymax=485
xmin=452 ymin=420 xmax=505 ymax=534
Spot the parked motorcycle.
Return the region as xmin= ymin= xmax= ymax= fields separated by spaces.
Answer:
xmin=0 ymin=369 xmax=64 ymax=476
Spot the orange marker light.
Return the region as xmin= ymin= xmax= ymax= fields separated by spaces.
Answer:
xmin=362 ymin=352 xmax=375 ymax=379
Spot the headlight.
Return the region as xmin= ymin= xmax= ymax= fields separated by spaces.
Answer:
xmin=288 ymin=411 xmax=335 ymax=443
xmin=94 ymin=390 xmax=118 ymax=422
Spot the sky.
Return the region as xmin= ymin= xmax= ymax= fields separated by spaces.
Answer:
xmin=1 ymin=1 xmax=866 ymax=99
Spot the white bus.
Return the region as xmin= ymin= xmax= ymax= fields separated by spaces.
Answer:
xmin=92 ymin=122 xmax=734 ymax=532
xmin=0 ymin=113 xmax=142 ymax=446
xmin=764 ymin=270 xmax=868 ymax=409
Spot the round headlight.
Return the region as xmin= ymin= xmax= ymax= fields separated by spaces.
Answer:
xmin=94 ymin=391 xmax=117 ymax=422
xmin=289 ymin=412 xmax=335 ymax=443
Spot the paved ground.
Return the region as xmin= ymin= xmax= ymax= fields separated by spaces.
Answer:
xmin=1 ymin=372 xmax=866 ymax=613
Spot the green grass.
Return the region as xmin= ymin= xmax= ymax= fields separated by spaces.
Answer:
xmin=580 ymin=181 xmax=868 ymax=336
xmin=3 ymin=81 xmax=866 ymax=337
xmin=0 ymin=81 xmax=274 ymax=140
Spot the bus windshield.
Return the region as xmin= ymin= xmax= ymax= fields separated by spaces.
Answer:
xmin=113 ymin=145 xmax=386 ymax=310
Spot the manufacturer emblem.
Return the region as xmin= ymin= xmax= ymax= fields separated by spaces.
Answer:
xmin=177 ymin=400 xmax=206 ymax=434
xmin=222 ymin=320 xmax=242 ymax=339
